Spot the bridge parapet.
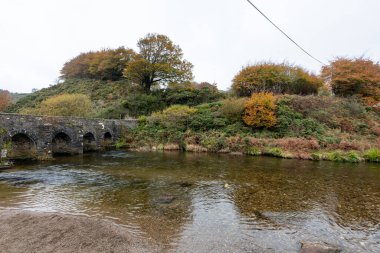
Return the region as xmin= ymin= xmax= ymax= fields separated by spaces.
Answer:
xmin=0 ymin=113 xmax=137 ymax=160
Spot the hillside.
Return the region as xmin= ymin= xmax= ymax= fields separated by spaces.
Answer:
xmin=6 ymin=79 xmax=132 ymax=118
xmin=10 ymin=93 xmax=29 ymax=104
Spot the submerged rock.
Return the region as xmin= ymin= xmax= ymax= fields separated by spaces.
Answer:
xmin=300 ymin=241 xmax=341 ymax=253
xmin=179 ymin=182 xmax=193 ymax=188
xmin=156 ymin=195 xmax=176 ymax=204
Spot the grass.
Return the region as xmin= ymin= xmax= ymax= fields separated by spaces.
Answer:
xmin=364 ymin=148 xmax=380 ymax=162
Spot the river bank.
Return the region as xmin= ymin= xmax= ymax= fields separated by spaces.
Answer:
xmin=120 ymin=95 xmax=380 ymax=164
xmin=0 ymin=210 xmax=158 ymax=253
xmin=124 ymin=136 xmax=380 ymax=163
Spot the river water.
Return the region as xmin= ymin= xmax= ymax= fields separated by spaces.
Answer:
xmin=0 ymin=151 xmax=379 ymax=252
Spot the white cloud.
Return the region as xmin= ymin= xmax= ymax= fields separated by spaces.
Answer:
xmin=0 ymin=0 xmax=379 ymax=92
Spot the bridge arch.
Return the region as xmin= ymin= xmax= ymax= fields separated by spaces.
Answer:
xmin=9 ymin=132 xmax=38 ymax=160
xmin=52 ymin=131 xmax=72 ymax=155
xmin=101 ymin=131 xmax=114 ymax=149
xmin=83 ymin=132 xmax=97 ymax=152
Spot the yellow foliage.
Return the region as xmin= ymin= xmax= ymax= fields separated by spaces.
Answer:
xmin=20 ymin=93 xmax=94 ymax=117
xmin=150 ymin=105 xmax=197 ymax=129
xmin=243 ymin=92 xmax=277 ymax=128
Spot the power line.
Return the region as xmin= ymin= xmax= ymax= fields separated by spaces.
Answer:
xmin=245 ymin=0 xmax=326 ymax=66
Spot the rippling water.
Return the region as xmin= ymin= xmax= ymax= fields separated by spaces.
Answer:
xmin=0 ymin=151 xmax=379 ymax=252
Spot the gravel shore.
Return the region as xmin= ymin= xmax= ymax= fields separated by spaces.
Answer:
xmin=0 ymin=210 xmax=158 ymax=253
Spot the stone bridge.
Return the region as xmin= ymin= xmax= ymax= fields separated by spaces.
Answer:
xmin=0 ymin=113 xmax=137 ymax=160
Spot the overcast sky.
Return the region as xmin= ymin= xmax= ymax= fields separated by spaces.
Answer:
xmin=0 ymin=0 xmax=379 ymax=93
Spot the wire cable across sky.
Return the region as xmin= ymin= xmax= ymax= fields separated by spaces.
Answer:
xmin=245 ymin=0 xmax=326 ymax=66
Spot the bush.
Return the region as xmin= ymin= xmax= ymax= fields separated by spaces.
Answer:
xmin=247 ymin=147 xmax=262 ymax=156
xmin=61 ymin=47 xmax=135 ymax=81
xmin=96 ymin=103 xmax=128 ymax=119
xmin=327 ymin=151 xmax=345 ymax=162
xmin=243 ymin=92 xmax=277 ymax=128
xmin=199 ymin=131 xmax=227 ymax=152
xmin=220 ymin=98 xmax=247 ymax=122
xmin=188 ymin=103 xmax=227 ymax=131
xmin=20 ymin=93 xmax=94 ymax=117
xmin=150 ymin=105 xmax=197 ymax=130
xmin=164 ymin=82 xmax=224 ymax=106
xmin=232 ymin=62 xmax=322 ymax=97
xmin=345 ymin=151 xmax=362 ymax=163
xmin=275 ymin=97 xmax=325 ymax=138
xmin=263 ymin=147 xmax=284 ymax=158
xmin=321 ymin=57 xmax=380 ymax=106
xmin=124 ymin=93 xmax=166 ymax=117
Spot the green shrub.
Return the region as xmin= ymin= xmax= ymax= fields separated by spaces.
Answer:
xmin=223 ymin=122 xmax=250 ymax=136
xmin=150 ymin=105 xmax=197 ymax=130
xmin=276 ymin=97 xmax=325 ymax=138
xmin=247 ymin=147 xmax=262 ymax=156
xmin=124 ymin=93 xmax=166 ymax=117
xmin=264 ymin=148 xmax=284 ymax=157
xmin=96 ymin=103 xmax=127 ymax=119
xmin=138 ymin=115 xmax=148 ymax=126
xmin=164 ymin=82 xmax=224 ymax=106
xmin=115 ymin=138 xmax=127 ymax=149
xmin=345 ymin=151 xmax=362 ymax=163
xmin=326 ymin=151 xmax=345 ymax=162
xmin=364 ymin=148 xmax=380 ymax=162
xmin=220 ymin=98 xmax=246 ymax=122
xmin=311 ymin=152 xmax=324 ymax=161
xmin=200 ymin=132 xmax=227 ymax=152
xmin=188 ymin=103 xmax=227 ymax=131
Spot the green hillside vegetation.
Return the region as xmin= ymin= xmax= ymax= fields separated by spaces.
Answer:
xmin=6 ymin=79 xmax=132 ymax=118
xmin=4 ymin=33 xmax=380 ymax=162
xmin=10 ymin=93 xmax=29 ymax=104
xmin=122 ymin=94 xmax=380 ymax=163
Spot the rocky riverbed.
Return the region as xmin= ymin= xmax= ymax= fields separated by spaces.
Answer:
xmin=0 ymin=210 xmax=158 ymax=253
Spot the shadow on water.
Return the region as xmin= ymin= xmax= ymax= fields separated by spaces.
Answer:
xmin=0 ymin=151 xmax=379 ymax=252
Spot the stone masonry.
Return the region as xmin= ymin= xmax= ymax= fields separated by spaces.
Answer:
xmin=0 ymin=113 xmax=136 ymax=160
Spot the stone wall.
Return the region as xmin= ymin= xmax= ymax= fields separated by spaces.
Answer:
xmin=0 ymin=113 xmax=136 ymax=160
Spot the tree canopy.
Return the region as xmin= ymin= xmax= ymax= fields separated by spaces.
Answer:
xmin=232 ymin=63 xmax=323 ymax=97
xmin=123 ymin=33 xmax=193 ymax=92
xmin=321 ymin=57 xmax=380 ymax=106
xmin=61 ymin=47 xmax=135 ymax=81
xmin=0 ymin=90 xmax=11 ymax=111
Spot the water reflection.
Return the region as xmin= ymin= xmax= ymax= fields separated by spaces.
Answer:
xmin=0 ymin=151 xmax=379 ymax=252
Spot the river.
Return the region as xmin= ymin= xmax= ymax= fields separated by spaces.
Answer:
xmin=0 ymin=151 xmax=379 ymax=252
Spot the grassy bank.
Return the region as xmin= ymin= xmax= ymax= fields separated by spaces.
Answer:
xmin=118 ymin=95 xmax=380 ymax=163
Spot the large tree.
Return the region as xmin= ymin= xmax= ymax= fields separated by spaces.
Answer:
xmin=123 ymin=33 xmax=193 ymax=92
xmin=232 ymin=63 xmax=322 ymax=97
xmin=321 ymin=57 xmax=380 ymax=106
xmin=0 ymin=90 xmax=11 ymax=111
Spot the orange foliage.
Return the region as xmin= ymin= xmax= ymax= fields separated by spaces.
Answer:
xmin=243 ymin=92 xmax=277 ymax=128
xmin=232 ymin=63 xmax=322 ymax=97
xmin=61 ymin=47 xmax=135 ymax=81
xmin=321 ymin=57 xmax=380 ymax=106
xmin=0 ymin=90 xmax=11 ymax=111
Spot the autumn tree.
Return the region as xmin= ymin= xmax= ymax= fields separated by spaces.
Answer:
xmin=61 ymin=47 xmax=135 ymax=81
xmin=123 ymin=33 xmax=193 ymax=92
xmin=20 ymin=93 xmax=94 ymax=117
xmin=243 ymin=92 xmax=277 ymax=128
xmin=232 ymin=63 xmax=322 ymax=97
xmin=0 ymin=90 xmax=11 ymax=111
xmin=321 ymin=57 xmax=380 ymax=105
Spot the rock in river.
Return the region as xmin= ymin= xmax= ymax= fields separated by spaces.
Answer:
xmin=300 ymin=241 xmax=341 ymax=253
